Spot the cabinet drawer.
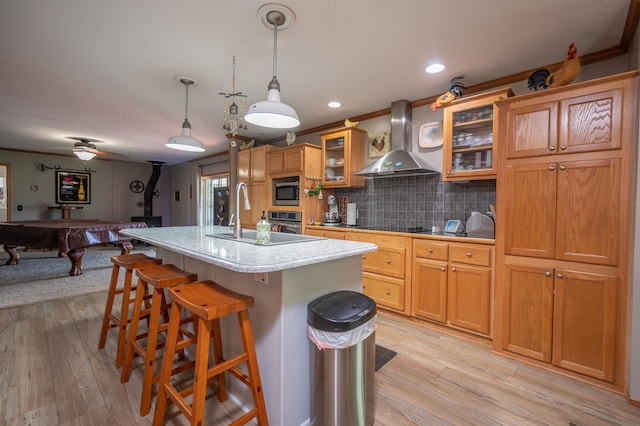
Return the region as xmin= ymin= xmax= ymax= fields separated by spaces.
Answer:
xmin=450 ymin=244 xmax=491 ymax=267
xmin=306 ymin=229 xmax=325 ymax=237
xmin=361 ymin=248 xmax=405 ymax=278
xmin=362 ymin=272 xmax=404 ymax=311
xmin=414 ymin=240 xmax=449 ymax=261
xmin=323 ymin=230 xmax=346 ymax=240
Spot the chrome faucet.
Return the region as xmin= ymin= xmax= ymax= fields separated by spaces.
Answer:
xmin=230 ymin=182 xmax=251 ymax=239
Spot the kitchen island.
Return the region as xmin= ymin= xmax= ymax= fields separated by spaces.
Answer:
xmin=119 ymin=225 xmax=377 ymax=426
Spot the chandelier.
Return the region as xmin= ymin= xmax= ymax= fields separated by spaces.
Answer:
xmin=219 ymin=56 xmax=247 ymax=142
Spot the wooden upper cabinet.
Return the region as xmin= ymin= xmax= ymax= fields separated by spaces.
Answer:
xmin=267 ymin=145 xmax=304 ymax=176
xmin=559 ymin=89 xmax=622 ymax=154
xmin=555 ymin=158 xmax=620 ymax=266
xmin=251 ymin=147 xmax=267 ymax=181
xmin=502 ymin=85 xmax=623 ymax=160
xmin=236 ymin=145 xmax=267 ymax=228
xmin=237 ymin=145 xmax=266 ymax=183
xmin=505 ymin=158 xmax=620 ymax=266
xmin=443 ymin=88 xmax=513 ymax=181
xmin=321 ymin=127 xmax=366 ymax=188
xmin=237 ymin=149 xmax=251 ymax=182
xmin=504 ymin=162 xmax=557 ymax=259
xmin=505 ymin=101 xmax=559 ymax=159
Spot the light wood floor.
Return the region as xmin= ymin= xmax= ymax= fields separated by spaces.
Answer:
xmin=0 ymin=291 xmax=639 ymax=425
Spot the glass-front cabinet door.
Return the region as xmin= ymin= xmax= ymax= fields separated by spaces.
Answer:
xmin=321 ymin=127 xmax=366 ymax=188
xmin=442 ymin=88 xmax=513 ymax=181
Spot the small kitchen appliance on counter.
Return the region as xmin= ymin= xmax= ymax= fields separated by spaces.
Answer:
xmin=323 ymin=195 xmax=341 ymax=226
xmin=465 ymin=212 xmax=495 ymax=238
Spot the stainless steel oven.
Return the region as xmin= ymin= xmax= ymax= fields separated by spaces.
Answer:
xmin=268 ymin=210 xmax=302 ymax=234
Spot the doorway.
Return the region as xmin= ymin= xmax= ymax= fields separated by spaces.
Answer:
xmin=0 ymin=163 xmax=9 ymax=222
xmin=201 ymin=174 xmax=229 ymax=226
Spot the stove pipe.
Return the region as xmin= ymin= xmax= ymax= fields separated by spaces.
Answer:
xmin=144 ymin=161 xmax=164 ymax=217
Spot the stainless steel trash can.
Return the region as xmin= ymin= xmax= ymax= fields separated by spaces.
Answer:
xmin=307 ymin=290 xmax=377 ymax=426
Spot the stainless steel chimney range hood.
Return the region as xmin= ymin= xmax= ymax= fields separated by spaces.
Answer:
xmin=354 ymin=100 xmax=440 ymax=177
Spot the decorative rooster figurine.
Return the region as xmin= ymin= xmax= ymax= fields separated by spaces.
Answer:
xmin=285 ymin=131 xmax=296 ymax=146
xmin=431 ymin=76 xmax=466 ymax=111
xmin=528 ymin=43 xmax=580 ymax=91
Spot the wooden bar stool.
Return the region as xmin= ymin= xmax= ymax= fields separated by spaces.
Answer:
xmin=98 ymin=252 xmax=161 ymax=367
xmin=120 ymin=263 xmax=198 ymax=416
xmin=152 ymin=280 xmax=268 ymax=426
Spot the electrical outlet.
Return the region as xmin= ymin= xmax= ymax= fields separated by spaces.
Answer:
xmin=254 ymin=273 xmax=269 ymax=284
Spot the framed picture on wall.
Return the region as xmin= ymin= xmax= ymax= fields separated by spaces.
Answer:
xmin=55 ymin=171 xmax=91 ymax=204
xmin=369 ymin=131 xmax=390 ymax=158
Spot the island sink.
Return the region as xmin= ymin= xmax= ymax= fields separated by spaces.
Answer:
xmin=207 ymin=230 xmax=325 ymax=246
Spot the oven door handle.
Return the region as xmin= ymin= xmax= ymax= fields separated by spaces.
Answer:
xmin=279 ymin=222 xmax=301 ymax=229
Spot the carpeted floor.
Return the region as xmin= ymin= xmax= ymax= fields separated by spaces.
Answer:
xmin=0 ymin=245 xmax=155 ymax=310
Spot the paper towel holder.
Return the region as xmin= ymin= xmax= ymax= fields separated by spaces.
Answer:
xmin=346 ymin=203 xmax=357 ymax=225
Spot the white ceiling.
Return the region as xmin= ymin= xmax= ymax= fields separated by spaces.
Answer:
xmin=0 ymin=0 xmax=635 ymax=164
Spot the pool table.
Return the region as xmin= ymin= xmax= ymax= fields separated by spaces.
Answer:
xmin=0 ymin=219 xmax=148 ymax=275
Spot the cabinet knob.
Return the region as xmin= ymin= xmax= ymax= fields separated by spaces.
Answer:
xmin=446 ymin=170 xmax=451 ymax=175
xmin=545 ymin=271 xmax=552 ymax=277
xmin=451 ymin=267 xmax=456 ymax=272
xmin=560 ymin=144 xmax=567 ymax=150
xmin=557 ymin=273 xmax=564 ymax=279
xmin=549 ymin=145 xmax=556 ymax=151
xmin=559 ymin=165 xmax=566 ymax=171
xmin=441 ymin=267 xmax=446 ymax=272
xmin=385 ymin=290 xmax=390 ymax=295
xmin=548 ymin=164 xmax=555 ymax=171
xmin=362 ymin=255 xmax=366 ymax=259
xmin=427 ymin=248 xmax=433 ymax=253
xmin=466 ymin=252 xmax=472 ymax=257
xmin=386 ymin=259 xmax=391 ymax=264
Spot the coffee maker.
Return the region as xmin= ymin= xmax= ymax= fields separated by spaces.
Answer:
xmin=324 ymin=195 xmax=341 ymax=225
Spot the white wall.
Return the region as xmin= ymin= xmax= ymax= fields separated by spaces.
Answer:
xmin=168 ymin=161 xmax=198 ymax=226
xmin=0 ymin=150 xmax=170 ymax=223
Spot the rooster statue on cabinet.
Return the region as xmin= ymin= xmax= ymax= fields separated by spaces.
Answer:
xmin=528 ymin=43 xmax=580 ymax=91
xmin=431 ymin=76 xmax=467 ymax=111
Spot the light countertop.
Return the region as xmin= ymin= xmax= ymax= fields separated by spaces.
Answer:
xmin=305 ymin=224 xmax=495 ymax=245
xmin=120 ymin=225 xmax=377 ymax=273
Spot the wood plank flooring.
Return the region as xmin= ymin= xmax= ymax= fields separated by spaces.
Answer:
xmin=0 ymin=291 xmax=639 ymax=425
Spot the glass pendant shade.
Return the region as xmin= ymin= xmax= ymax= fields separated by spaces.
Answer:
xmin=74 ymin=150 xmax=97 ymax=161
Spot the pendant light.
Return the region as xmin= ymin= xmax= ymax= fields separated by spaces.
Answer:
xmin=245 ymin=7 xmax=300 ymax=129
xmin=166 ymin=78 xmax=205 ymax=152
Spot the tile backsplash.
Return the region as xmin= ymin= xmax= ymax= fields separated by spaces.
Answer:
xmin=335 ymin=174 xmax=496 ymax=231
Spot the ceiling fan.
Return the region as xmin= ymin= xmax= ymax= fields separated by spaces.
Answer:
xmin=66 ymin=136 xmax=122 ymax=160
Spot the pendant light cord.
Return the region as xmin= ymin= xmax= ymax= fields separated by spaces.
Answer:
xmin=184 ymin=81 xmax=190 ymax=120
xmin=272 ymin=21 xmax=278 ymax=79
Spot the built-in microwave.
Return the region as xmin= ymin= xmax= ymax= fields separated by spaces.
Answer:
xmin=272 ymin=177 xmax=300 ymax=206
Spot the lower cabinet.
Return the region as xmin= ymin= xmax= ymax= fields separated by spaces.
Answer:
xmin=347 ymin=232 xmax=411 ymax=315
xmin=503 ymin=258 xmax=617 ymax=382
xmin=306 ymin=228 xmax=346 ymax=240
xmin=412 ymin=240 xmax=493 ymax=337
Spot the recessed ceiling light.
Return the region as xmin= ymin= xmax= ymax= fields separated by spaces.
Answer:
xmin=328 ymin=101 xmax=342 ymax=108
xmin=426 ymin=63 xmax=446 ymax=74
